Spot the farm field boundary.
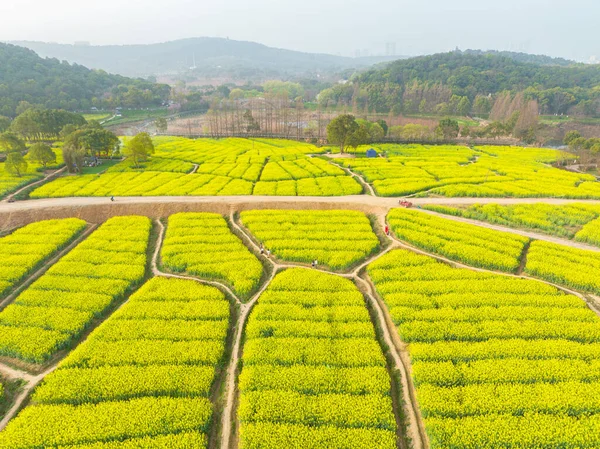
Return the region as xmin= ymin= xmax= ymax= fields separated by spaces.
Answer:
xmin=4 ymin=196 xmax=600 ymax=231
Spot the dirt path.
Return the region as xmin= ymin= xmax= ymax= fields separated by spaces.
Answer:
xmin=219 ymin=271 xmax=276 ymax=449
xmin=191 ymin=164 xmax=199 ymax=174
xmin=420 ymin=208 xmax=600 ymax=252
xmin=152 ymin=220 xmax=243 ymax=306
xmin=221 ymin=214 xmax=427 ymax=449
xmin=150 ymin=216 xmax=263 ymax=449
xmin=0 ymin=365 xmax=57 ymax=431
xmin=2 ymin=166 xmax=68 ymax=203
xmin=330 ymin=162 xmax=376 ymax=196
xmin=355 ymin=275 xmax=427 ymax=449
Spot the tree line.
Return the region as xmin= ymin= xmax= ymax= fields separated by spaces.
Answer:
xmin=0 ymin=108 xmax=155 ymax=176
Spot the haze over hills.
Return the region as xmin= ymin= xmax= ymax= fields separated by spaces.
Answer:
xmin=9 ymin=38 xmax=403 ymax=80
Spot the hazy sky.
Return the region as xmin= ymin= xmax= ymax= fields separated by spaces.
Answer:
xmin=1 ymin=0 xmax=598 ymax=61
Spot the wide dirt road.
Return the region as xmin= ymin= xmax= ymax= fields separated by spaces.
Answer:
xmin=2 ymin=194 xmax=600 ymax=213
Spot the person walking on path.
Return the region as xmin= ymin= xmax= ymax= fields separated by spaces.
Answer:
xmin=110 ymin=196 xmax=115 ymax=202
xmin=260 ymin=244 xmax=264 ymax=255
xmin=385 ymin=225 xmax=389 ymax=236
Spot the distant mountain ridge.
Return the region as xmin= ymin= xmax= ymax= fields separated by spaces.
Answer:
xmin=9 ymin=38 xmax=402 ymax=79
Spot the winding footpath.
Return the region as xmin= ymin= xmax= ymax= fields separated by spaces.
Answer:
xmin=2 ymin=166 xmax=68 ymax=203
xmin=2 ymin=194 xmax=600 ymax=447
xmin=227 ymin=212 xmax=427 ymax=449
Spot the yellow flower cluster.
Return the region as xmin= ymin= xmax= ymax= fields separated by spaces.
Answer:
xmin=0 ymin=218 xmax=86 ymax=296
xmin=161 ymin=212 xmax=263 ymax=298
xmin=239 ymin=268 xmax=396 ymax=448
xmin=241 ymin=210 xmax=379 ymax=269
xmin=368 ymin=248 xmax=600 ymax=448
xmin=337 ymin=144 xmax=600 ymax=199
xmin=0 ymin=216 xmax=151 ymax=363
xmin=29 ymin=137 xmax=361 ymax=198
xmin=107 ymin=156 xmax=195 ymax=174
xmin=259 ymin=157 xmax=344 ymax=181
xmin=388 ymin=208 xmax=528 ymax=272
xmin=0 ymin=277 xmax=229 ymax=448
xmin=525 ymin=240 xmax=600 ymax=293
xmin=424 ymin=203 xmax=600 ymax=238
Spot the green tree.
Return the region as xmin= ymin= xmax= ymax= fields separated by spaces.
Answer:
xmin=28 ymin=143 xmax=56 ymax=168
xmin=435 ymin=118 xmax=460 ymax=139
xmin=155 ymin=117 xmax=168 ymax=133
xmin=368 ymin=123 xmax=385 ymax=141
xmin=124 ymin=132 xmax=154 ymax=168
xmin=564 ymin=130 xmax=582 ymax=146
xmin=376 ymin=119 xmax=388 ymax=136
xmin=60 ymin=124 xmax=79 ymax=140
xmin=473 ymin=96 xmax=492 ymax=117
xmin=347 ymin=123 xmax=370 ymax=149
xmin=80 ymin=128 xmax=120 ymax=158
xmin=327 ymin=114 xmax=359 ymax=153
xmin=0 ymin=132 xmax=26 ymax=154
xmin=456 ymin=97 xmax=472 ymax=116
xmin=62 ymin=131 xmax=87 ymax=173
xmin=4 ymin=152 xmax=27 ymax=177
xmin=0 ymin=116 xmax=11 ymax=133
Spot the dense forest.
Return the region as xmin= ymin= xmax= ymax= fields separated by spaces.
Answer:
xmin=0 ymin=43 xmax=171 ymax=117
xmin=461 ymin=50 xmax=575 ymax=67
xmin=318 ymin=51 xmax=600 ymax=117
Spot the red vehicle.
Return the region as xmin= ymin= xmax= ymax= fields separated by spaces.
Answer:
xmin=398 ymin=200 xmax=413 ymax=208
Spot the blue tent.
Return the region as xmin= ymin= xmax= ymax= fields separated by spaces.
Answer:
xmin=366 ymin=148 xmax=377 ymax=158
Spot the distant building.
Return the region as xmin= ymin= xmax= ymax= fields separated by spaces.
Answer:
xmin=366 ymin=148 xmax=377 ymax=158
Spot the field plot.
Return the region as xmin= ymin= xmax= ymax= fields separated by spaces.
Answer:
xmin=161 ymin=213 xmax=263 ymax=298
xmin=388 ymin=208 xmax=529 ymax=272
xmin=423 ymin=203 xmax=600 ymax=240
xmin=336 ymin=144 xmax=600 ymax=198
xmin=0 ymin=144 xmax=66 ymax=199
xmin=240 ymin=210 xmax=380 ymax=269
xmin=28 ymin=138 xmax=362 ymax=198
xmin=575 ymin=216 xmax=600 ymax=246
xmin=0 ymin=218 xmax=86 ymax=297
xmin=0 ymin=216 xmax=151 ymax=363
xmin=253 ymin=175 xmax=362 ymax=196
xmin=153 ymin=137 xmax=320 ymax=164
xmin=0 ymin=277 xmax=229 ymax=448
xmin=238 ymin=268 xmax=397 ymax=449
xmin=0 ymin=161 xmax=44 ymax=199
xmin=106 ymin=157 xmax=195 ymax=174
xmin=526 ymin=241 xmax=600 ymax=294
xmin=368 ymin=249 xmax=600 ymax=448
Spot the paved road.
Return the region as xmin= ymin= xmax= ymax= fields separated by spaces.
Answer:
xmin=2 ymin=195 xmax=600 ymax=214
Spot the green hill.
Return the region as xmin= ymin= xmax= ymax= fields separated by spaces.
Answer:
xmin=0 ymin=43 xmax=171 ymax=117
